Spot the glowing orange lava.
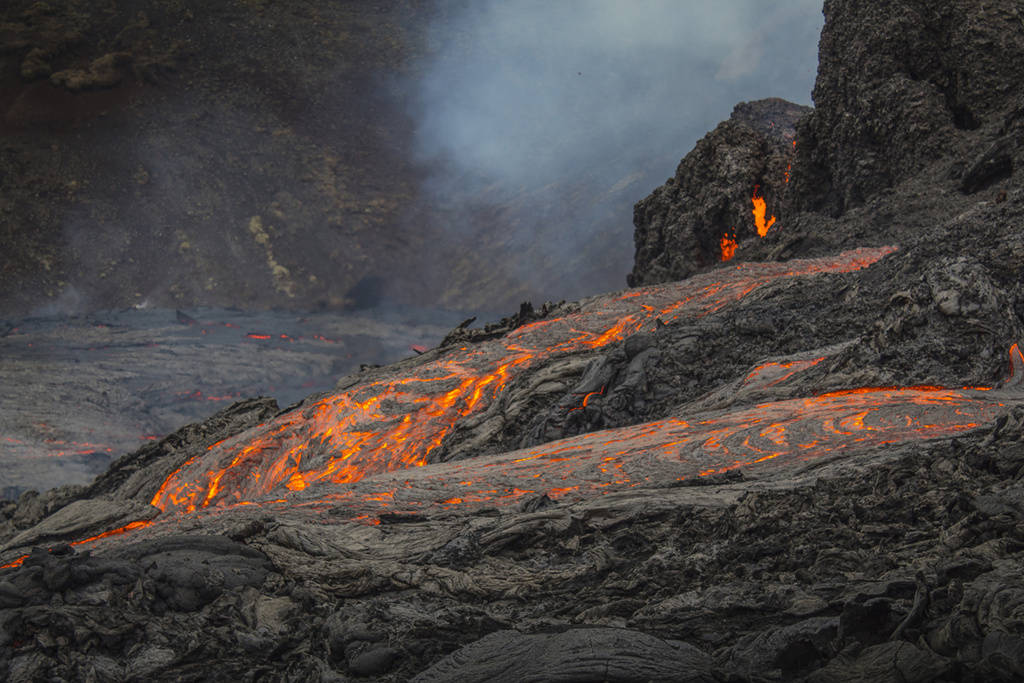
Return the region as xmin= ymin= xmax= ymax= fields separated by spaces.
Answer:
xmin=142 ymin=247 xmax=899 ymax=516
xmin=743 ymin=357 xmax=826 ymax=389
xmin=752 ymin=186 xmax=777 ymax=237
xmin=1 ymin=520 xmax=152 ymax=570
xmin=300 ymin=382 xmax=1009 ymax=523
xmin=1009 ymin=343 xmax=1024 ymax=379
xmin=720 ymin=232 xmax=738 ymax=261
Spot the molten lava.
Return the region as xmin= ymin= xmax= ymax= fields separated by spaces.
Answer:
xmin=720 ymin=232 xmax=738 ymax=262
xmin=357 ymin=384 xmax=1007 ymax=511
xmin=752 ymin=186 xmax=776 ymax=237
xmin=147 ymin=247 xmax=896 ymax=515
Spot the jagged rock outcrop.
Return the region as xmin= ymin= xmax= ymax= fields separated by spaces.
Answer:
xmin=790 ymin=0 xmax=1024 ymax=216
xmin=628 ymin=98 xmax=807 ymax=286
xmin=631 ymin=0 xmax=1024 ymax=288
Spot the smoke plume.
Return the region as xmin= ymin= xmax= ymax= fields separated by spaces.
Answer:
xmin=407 ymin=0 xmax=824 ymax=306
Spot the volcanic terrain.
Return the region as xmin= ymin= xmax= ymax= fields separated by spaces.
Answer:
xmin=4 ymin=0 xmax=1024 ymax=681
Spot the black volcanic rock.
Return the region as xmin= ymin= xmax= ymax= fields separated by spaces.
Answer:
xmin=413 ymin=628 xmax=715 ymax=682
xmin=789 ymin=0 xmax=1024 ymax=215
xmin=631 ymin=0 xmax=1024 ymax=287
xmin=628 ymin=98 xmax=807 ymax=286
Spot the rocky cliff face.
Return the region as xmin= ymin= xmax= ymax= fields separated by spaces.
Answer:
xmin=628 ymin=98 xmax=807 ymax=287
xmin=3 ymin=2 xmax=1024 ymax=682
xmin=632 ymin=0 xmax=1024 ymax=286
xmin=0 ymin=0 xmax=652 ymax=315
xmin=0 ymin=0 xmax=430 ymax=313
xmin=791 ymin=0 xmax=1024 ymax=215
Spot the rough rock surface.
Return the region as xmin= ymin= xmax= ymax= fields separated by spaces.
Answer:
xmin=629 ymin=98 xmax=807 ymax=286
xmin=631 ymin=0 xmax=1024 ymax=283
xmin=3 ymin=1 xmax=1024 ymax=682
xmin=789 ymin=0 xmax=1024 ymax=216
xmin=413 ymin=628 xmax=715 ymax=682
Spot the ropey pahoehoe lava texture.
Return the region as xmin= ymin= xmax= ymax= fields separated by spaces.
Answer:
xmin=4 ymin=0 xmax=1024 ymax=681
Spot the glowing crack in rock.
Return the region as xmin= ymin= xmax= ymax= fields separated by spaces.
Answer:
xmin=752 ymin=186 xmax=777 ymax=237
xmin=720 ymin=231 xmax=738 ymax=262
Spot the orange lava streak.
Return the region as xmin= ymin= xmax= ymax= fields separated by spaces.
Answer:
xmin=570 ymin=386 xmax=606 ymax=413
xmin=752 ymin=186 xmax=776 ymax=237
xmin=76 ymin=520 xmax=153 ymax=544
xmin=820 ymin=385 xmax=948 ymax=397
xmin=1010 ymin=343 xmax=1024 ymax=378
xmin=1 ymin=520 xmax=153 ymax=570
xmin=743 ymin=357 xmax=827 ymax=389
xmin=720 ymin=232 xmax=738 ymax=261
xmin=1 ymin=555 xmax=27 ymax=569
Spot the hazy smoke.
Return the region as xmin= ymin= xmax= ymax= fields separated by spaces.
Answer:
xmin=407 ymin=0 xmax=824 ymax=304
xmin=416 ymin=1 xmax=823 ymax=183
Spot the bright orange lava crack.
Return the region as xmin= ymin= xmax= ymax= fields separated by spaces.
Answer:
xmin=2 ymin=521 xmax=152 ymax=569
xmin=720 ymin=231 xmax=738 ymax=262
xmin=752 ymin=185 xmax=777 ymax=238
xmin=721 ymin=183 xmax=781 ymax=261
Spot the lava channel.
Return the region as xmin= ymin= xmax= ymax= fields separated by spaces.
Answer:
xmin=149 ymin=246 xmax=899 ymax=515
xmin=300 ymin=382 xmax=1013 ymax=520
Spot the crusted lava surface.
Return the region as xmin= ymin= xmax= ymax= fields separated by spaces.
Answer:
xmin=0 ymin=306 xmax=463 ymax=498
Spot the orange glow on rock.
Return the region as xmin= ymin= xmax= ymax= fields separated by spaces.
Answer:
xmin=752 ymin=186 xmax=777 ymax=237
xmin=720 ymin=232 xmax=738 ymax=261
xmin=1 ymin=520 xmax=154 ymax=570
xmin=1009 ymin=343 xmax=1024 ymax=380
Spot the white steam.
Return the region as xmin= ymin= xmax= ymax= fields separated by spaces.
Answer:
xmin=413 ymin=1 xmax=824 ymax=189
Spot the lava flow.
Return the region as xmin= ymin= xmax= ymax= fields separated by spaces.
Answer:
xmin=320 ymin=382 xmax=1011 ymax=520
xmin=8 ymin=247 xmax=1024 ymax=572
xmin=150 ymin=247 xmax=896 ymax=514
